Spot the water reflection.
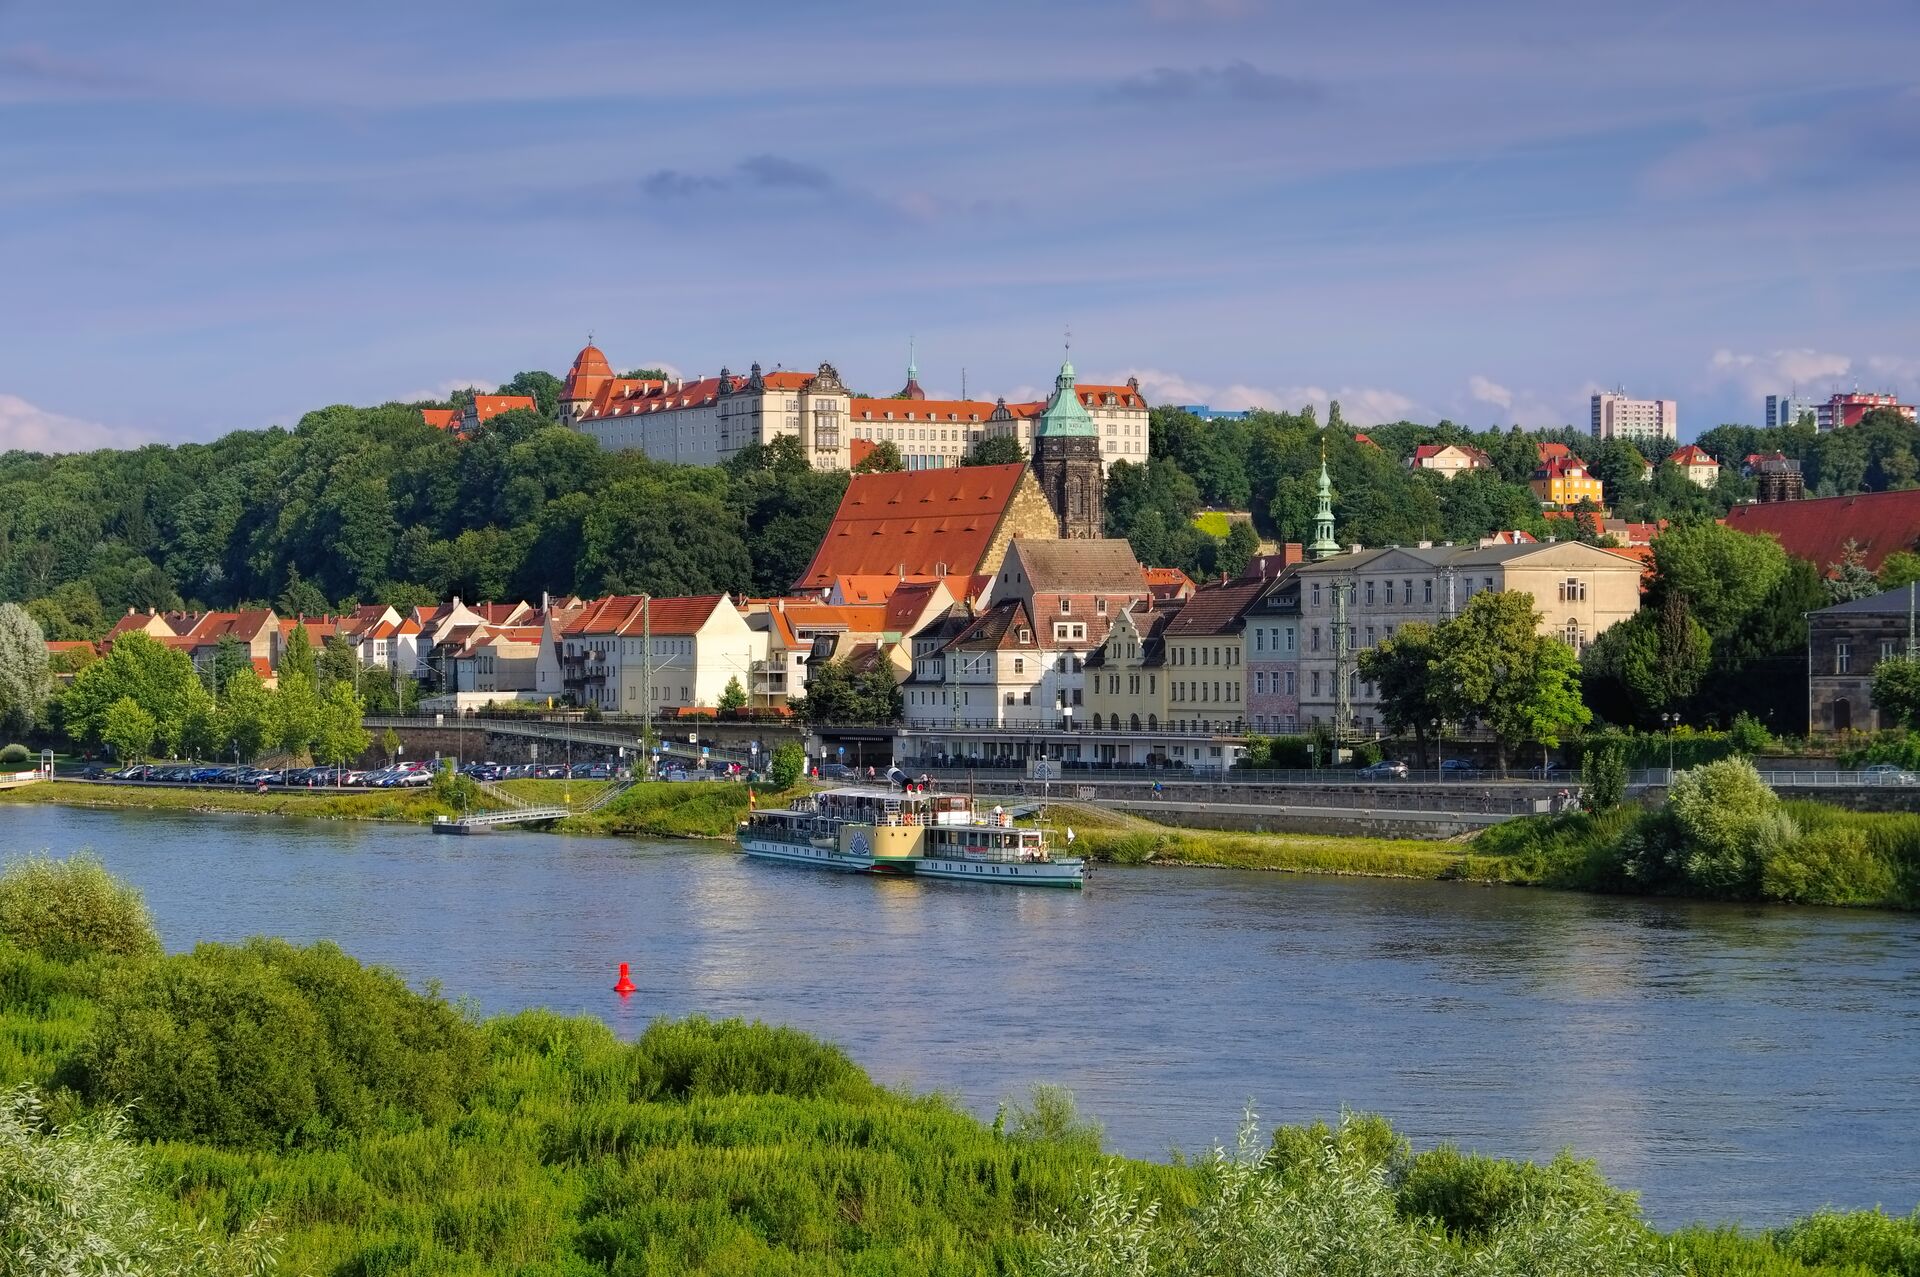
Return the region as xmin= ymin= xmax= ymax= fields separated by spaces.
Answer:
xmin=6 ymin=802 xmax=1918 ymax=1227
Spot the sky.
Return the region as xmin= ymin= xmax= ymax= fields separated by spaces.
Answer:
xmin=2 ymin=0 xmax=1918 ymax=451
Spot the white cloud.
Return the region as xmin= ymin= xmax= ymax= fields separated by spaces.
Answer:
xmin=1468 ymin=374 xmax=1513 ymax=410
xmin=1111 ymin=367 xmax=1417 ymax=425
xmin=0 ymin=394 xmax=147 ymax=453
xmin=1865 ymin=353 xmax=1920 ymax=385
xmin=1707 ymin=347 xmax=1852 ymax=399
xmin=395 ymin=376 xmax=499 ymax=403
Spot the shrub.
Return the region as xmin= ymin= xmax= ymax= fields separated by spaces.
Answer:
xmin=1584 ymin=738 xmax=1629 ymax=812
xmin=998 ymin=1085 xmax=1104 ymax=1156
xmin=0 ymin=855 xmax=161 ymax=963
xmin=1761 ymin=826 xmax=1898 ymax=906
xmin=1393 ymin=1144 xmax=1641 ymax=1238
xmin=78 ymin=939 xmax=483 ymax=1149
xmin=0 ymin=743 xmax=27 ymax=767
xmin=1348 ymin=740 xmax=1383 ymax=768
xmin=1268 ymin=735 xmax=1315 ymax=768
xmin=0 ymin=1086 xmax=283 ymax=1277
xmin=1770 ymin=1207 xmax=1920 ymax=1272
xmin=1668 ymin=758 xmax=1784 ymax=895
xmin=1728 ymin=713 xmax=1774 ymax=755
xmin=768 ymin=741 xmax=804 ymax=789
xmin=630 ymin=1015 xmax=874 ymax=1105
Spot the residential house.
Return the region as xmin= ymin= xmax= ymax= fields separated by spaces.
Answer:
xmin=337 ymin=605 xmax=423 ymax=674
xmin=1531 ymin=456 xmax=1605 ymax=508
xmin=1667 ymin=444 xmax=1721 ymax=488
xmin=1408 ymin=443 xmax=1493 ymax=479
xmin=1143 ymin=567 xmax=1197 ymax=602
xmin=1292 ymin=541 xmax=1642 ymax=733
xmin=1160 ymin=577 xmax=1268 ymax=744
xmin=1243 ymin=572 xmax=1302 ymax=734
xmin=1082 ymin=601 xmax=1181 ymax=763
xmin=537 ymin=594 xmax=763 ymax=714
xmin=987 ymin=537 xmax=1151 ymax=721
xmin=1807 ymin=586 xmax=1920 ymax=733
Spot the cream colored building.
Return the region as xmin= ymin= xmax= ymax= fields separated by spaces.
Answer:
xmin=1292 ymin=541 xmax=1642 ymax=732
xmin=1591 ymin=391 xmax=1678 ymax=442
xmin=535 ymin=594 xmax=765 ymax=713
xmin=566 ymin=355 xmax=852 ymax=472
xmin=980 ymin=378 xmax=1149 ymax=472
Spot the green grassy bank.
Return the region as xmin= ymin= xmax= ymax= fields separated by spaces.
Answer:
xmin=1057 ymin=803 xmax=1479 ymax=879
xmin=0 ymin=779 xmax=501 ymax=823
xmin=0 ymin=855 xmax=1915 ymax=1276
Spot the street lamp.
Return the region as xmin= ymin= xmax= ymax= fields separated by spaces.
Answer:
xmin=1660 ymin=712 xmax=1679 ymax=778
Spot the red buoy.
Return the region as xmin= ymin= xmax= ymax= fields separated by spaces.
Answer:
xmin=613 ymin=962 xmax=636 ymax=995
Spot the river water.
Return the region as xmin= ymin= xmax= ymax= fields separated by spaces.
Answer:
xmin=6 ymin=803 xmax=1918 ymax=1227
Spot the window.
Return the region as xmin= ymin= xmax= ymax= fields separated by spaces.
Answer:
xmin=1022 ymin=691 xmax=1032 ymax=705
xmin=1836 ymin=642 xmax=1851 ymax=674
xmin=1424 ymin=579 xmax=1434 ymax=604
xmin=1311 ymin=671 xmax=1321 ymax=697
xmin=1097 ymin=598 xmax=1108 ymax=615
xmin=1054 ymin=623 xmax=1086 ymax=641
xmin=1365 ymin=581 xmax=1375 ymax=606
xmin=1014 ymin=657 xmax=1024 ymax=674
xmin=1255 ymin=671 xmax=1267 ymax=693
xmin=1559 ymin=577 xmax=1588 ymax=602
xmin=1404 ymin=579 xmax=1413 ymax=602
xmin=1881 ymin=640 xmax=1897 ymax=661
xmin=1255 ymin=628 xmax=1266 ymax=652
xmin=1017 ymin=627 xmax=1032 ymax=643
xmin=1060 ymin=599 xmax=1071 ymax=615
xmin=1384 ymin=580 xmax=1394 ymax=604
xmin=1285 ymin=627 xmax=1295 ymax=653
xmin=1311 ymin=582 xmax=1322 ymax=608
xmin=1365 ymin=626 xmax=1375 ymax=646
xmin=1284 ymin=671 xmax=1296 ymax=695
xmin=1311 ymin=627 xmax=1322 ymax=652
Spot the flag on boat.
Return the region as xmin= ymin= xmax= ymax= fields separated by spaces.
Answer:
xmin=1066 ymin=827 xmax=1075 ymax=844
xmin=748 ymin=790 xmax=756 ymax=810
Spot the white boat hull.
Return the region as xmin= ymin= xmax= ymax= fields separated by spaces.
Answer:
xmin=914 ymin=857 xmax=1085 ymax=888
xmin=738 ymin=835 xmax=872 ymax=873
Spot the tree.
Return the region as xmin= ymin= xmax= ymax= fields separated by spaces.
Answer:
xmin=276 ymin=568 xmax=329 ymax=621
xmin=0 ymin=603 xmax=52 ymax=735
xmin=280 ymin=622 xmax=317 ymax=685
xmin=318 ymin=633 xmax=358 ymax=691
xmin=1581 ymin=593 xmax=1710 ymax=726
xmin=1583 ymin=738 xmax=1629 ymax=812
xmin=210 ymin=634 xmax=250 ymax=695
xmin=382 ymin=726 xmax=401 ymax=764
xmin=496 ymin=369 xmax=563 ymax=419
xmin=769 ymin=741 xmax=804 ymax=789
xmin=792 ymin=659 xmax=902 ymax=726
xmin=1879 ymin=550 xmax=1920 ymax=591
xmin=273 ymin=671 xmax=321 ymax=762
xmin=1826 ymin=540 xmax=1882 ymax=602
xmin=60 ymin=632 xmax=198 ymax=752
xmin=102 ymin=697 xmax=157 ymax=762
xmin=1357 ymin=622 xmax=1446 ymax=767
xmin=1436 ymin=591 xmax=1589 ymax=774
xmin=221 ymin=668 xmax=274 ymax=762
xmin=1649 ymin=522 xmax=1789 ymax=636
xmin=966 ymin=435 xmax=1026 ymax=466
xmin=1873 ymin=657 xmax=1920 ymax=730
xmin=313 ymin=682 xmax=369 ymax=771
xmin=718 ymin=677 xmax=748 ymax=713
xmin=1217 ymin=522 xmax=1259 ymax=580
xmin=852 ymin=441 xmax=905 ymax=474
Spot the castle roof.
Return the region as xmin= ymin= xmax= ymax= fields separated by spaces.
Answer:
xmin=1035 ymin=360 xmax=1096 ymax=438
xmin=793 ymin=463 xmax=1032 ymax=590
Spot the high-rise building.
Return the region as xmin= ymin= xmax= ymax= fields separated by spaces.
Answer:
xmin=1590 ymin=390 xmax=1678 ymax=442
xmin=1816 ymin=391 xmax=1916 ymax=433
xmin=1766 ymin=394 xmax=1821 ymax=430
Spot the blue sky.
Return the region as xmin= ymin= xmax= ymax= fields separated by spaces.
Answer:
xmin=2 ymin=0 xmax=1917 ymax=450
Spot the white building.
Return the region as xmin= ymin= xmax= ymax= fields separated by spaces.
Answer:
xmin=1590 ymin=391 xmax=1678 ymax=442
xmin=535 ymin=594 xmax=765 ymax=713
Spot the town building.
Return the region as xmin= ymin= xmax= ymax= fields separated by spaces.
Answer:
xmin=1531 ymin=456 xmax=1605 ymax=507
xmin=1291 ymin=541 xmax=1643 ymax=734
xmin=1143 ymin=567 xmax=1197 ymax=602
xmin=1724 ymin=489 xmax=1920 ymax=575
xmin=1407 ymin=443 xmax=1493 ymax=479
xmin=456 ymin=395 xmax=537 ymax=433
xmin=420 ymin=408 xmax=458 ymax=431
xmin=1082 ymin=600 xmax=1179 ymax=753
xmin=336 ymin=604 xmax=422 ymax=673
xmin=1817 ymin=391 xmax=1916 ymax=432
xmin=1743 ymin=453 xmax=1806 ymax=503
xmin=1242 ymin=573 xmax=1302 ymax=733
xmin=1666 ymin=444 xmax=1721 ymax=488
xmin=535 ymin=594 xmax=762 ymax=714
xmin=1160 ymin=578 xmax=1267 ymax=734
xmin=1766 ymin=394 xmax=1821 ymax=430
xmin=1590 ymin=391 xmax=1678 ymax=442
xmin=1807 ymin=585 xmax=1920 ymax=733
xmin=792 ymin=462 xmax=1064 ymax=592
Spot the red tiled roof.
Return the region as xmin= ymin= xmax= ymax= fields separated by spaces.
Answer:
xmin=1411 ymin=443 xmax=1491 ymax=465
xmin=561 ymin=594 xmax=727 ymax=637
xmin=882 ymin=580 xmax=946 ymax=633
xmin=1075 ymin=384 xmax=1147 ymax=410
xmin=793 ymin=463 xmax=1030 ymax=590
xmin=849 ymin=398 xmax=997 ymax=422
xmin=1668 ymin=444 xmax=1718 ymax=466
xmin=1162 ymin=579 xmax=1266 ymax=637
xmin=761 ymin=371 xmax=815 ymax=390
xmin=1537 ymin=441 xmax=1580 ymax=463
xmin=1533 ymin=457 xmax=1593 ymax=480
xmin=250 ymin=657 xmax=274 ymax=679
xmin=563 ymin=344 xmax=614 ymax=402
xmin=420 ymin=408 xmax=458 ymax=431
xmin=44 ymin=640 xmax=95 ymax=653
xmin=471 ymin=395 xmax=536 ymax=423
xmin=579 ymin=375 xmax=733 ymax=421
xmin=1723 ymin=489 xmax=1920 ymax=573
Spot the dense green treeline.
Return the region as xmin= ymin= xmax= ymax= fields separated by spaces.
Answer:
xmin=4 ymin=855 xmax=1920 ymax=1274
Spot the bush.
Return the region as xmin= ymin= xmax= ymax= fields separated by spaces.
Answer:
xmin=1348 ymin=740 xmax=1383 ymax=768
xmin=78 ymin=939 xmax=483 ymax=1148
xmin=630 ymin=1015 xmax=874 ymax=1105
xmin=1393 ymin=1143 xmax=1641 ymax=1238
xmin=1584 ymin=738 xmax=1629 ymax=812
xmin=1761 ymin=826 xmax=1899 ymax=906
xmin=1770 ymin=1207 xmax=1920 ymax=1272
xmin=0 ymin=855 xmax=161 ymax=963
xmin=997 ymin=1084 xmax=1103 ymax=1156
xmin=0 ymin=743 xmax=27 ymax=767
xmin=1268 ymin=735 xmax=1316 ymax=768
xmin=768 ymin=741 xmax=804 ymax=789
xmin=1668 ymin=758 xmax=1784 ymax=895
xmin=1728 ymin=713 xmax=1774 ymax=755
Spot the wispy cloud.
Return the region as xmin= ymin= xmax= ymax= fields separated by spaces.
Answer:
xmin=0 ymin=394 xmax=148 ymax=453
xmin=1115 ymin=367 xmax=1414 ymax=425
xmin=1707 ymin=347 xmax=1852 ymax=398
xmin=1114 ymin=61 xmax=1323 ymax=106
xmin=640 ymin=153 xmax=842 ymax=201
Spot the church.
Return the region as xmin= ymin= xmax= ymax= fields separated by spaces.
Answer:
xmin=792 ymin=358 xmax=1111 ymax=594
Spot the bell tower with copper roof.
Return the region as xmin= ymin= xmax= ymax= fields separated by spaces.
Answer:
xmin=1030 ymin=355 xmax=1105 ymax=538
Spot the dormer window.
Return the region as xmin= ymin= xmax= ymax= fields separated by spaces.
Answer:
xmin=1060 ymin=599 xmax=1071 ymax=614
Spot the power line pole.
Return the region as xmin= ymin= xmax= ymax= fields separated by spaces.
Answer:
xmin=640 ymin=595 xmax=654 ymax=766
xmin=1333 ymin=572 xmax=1354 ymax=744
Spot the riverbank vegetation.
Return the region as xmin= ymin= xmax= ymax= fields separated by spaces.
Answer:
xmin=1475 ymin=758 xmax=1920 ymax=909
xmin=1055 ymin=805 xmax=1476 ymax=880
xmin=2 ymin=856 xmax=1917 ymax=1275
xmin=0 ymin=778 xmax=495 ymax=823
xmin=557 ymin=780 xmax=801 ymax=840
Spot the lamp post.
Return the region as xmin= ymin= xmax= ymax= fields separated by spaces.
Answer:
xmin=1661 ymin=712 xmax=1678 ymax=779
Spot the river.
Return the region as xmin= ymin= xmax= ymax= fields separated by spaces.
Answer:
xmin=7 ymin=802 xmax=1918 ymax=1227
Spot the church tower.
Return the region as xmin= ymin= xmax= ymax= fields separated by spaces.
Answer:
xmin=1308 ymin=450 xmax=1340 ymax=559
xmin=1030 ymin=356 xmax=1105 ymax=539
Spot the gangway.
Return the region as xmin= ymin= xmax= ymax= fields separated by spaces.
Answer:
xmin=433 ymin=806 xmax=571 ymax=833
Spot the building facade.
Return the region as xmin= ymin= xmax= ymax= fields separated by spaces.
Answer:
xmin=1590 ymin=391 xmax=1678 ymax=442
xmin=1530 ymin=456 xmax=1605 ymax=507
xmin=1667 ymin=444 xmax=1721 ymax=488
xmin=1242 ymin=573 xmax=1302 ymax=733
xmin=1766 ymin=394 xmax=1821 ymax=429
xmin=1817 ymin=391 xmax=1916 ymax=432
xmin=1808 ymin=587 xmax=1920 ymax=733
xmin=1291 ymin=541 xmax=1643 ymax=734
xmin=1029 ymin=360 xmax=1107 ymax=539
xmin=1407 ymin=443 xmax=1493 ymax=479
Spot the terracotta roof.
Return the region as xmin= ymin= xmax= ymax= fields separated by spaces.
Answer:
xmin=949 ymin=600 xmax=1037 ymax=651
xmin=849 ymin=398 xmax=997 ymax=422
xmin=1537 ymin=441 xmax=1580 ymax=463
xmin=44 ymin=640 xmax=95 ymax=653
xmin=780 ymin=603 xmax=888 ymax=634
xmin=761 ymin=371 xmax=815 ymax=390
xmin=561 ymin=594 xmax=727 ymax=637
xmin=847 ymin=438 xmax=876 ymax=469
xmin=183 ymin=610 xmax=277 ymax=643
xmin=1668 ymin=444 xmax=1718 ymax=466
xmin=883 ymin=580 xmax=947 ymax=633
xmin=420 ymin=408 xmax=458 ymax=431
xmin=470 ymin=395 xmax=536 ymax=423
xmin=1142 ymin=566 xmax=1196 ymax=600
xmin=250 ymin=657 xmax=275 ymax=679
xmin=563 ymin=343 xmax=614 ymax=402
xmin=1533 ymin=457 xmax=1594 ymax=480
xmin=794 ymin=463 xmax=1030 ymax=590
xmin=1724 ymin=489 xmax=1920 ymax=573
xmin=1161 ymin=579 xmax=1265 ymax=638
xmin=1075 ymin=384 xmax=1148 ymax=410
xmin=108 ymin=613 xmax=168 ymax=639
xmin=579 ymin=375 xmax=735 ymax=421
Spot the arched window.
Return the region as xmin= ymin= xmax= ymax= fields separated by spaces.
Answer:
xmin=1834 ymin=698 xmax=1852 ymax=733
xmin=1130 ymin=714 xmax=1142 ymax=732
xmin=1148 ymin=715 xmax=1158 ymax=731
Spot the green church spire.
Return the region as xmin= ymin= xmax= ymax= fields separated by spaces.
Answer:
xmin=1034 ymin=355 xmax=1096 ymax=438
xmin=1308 ymin=446 xmax=1340 ymax=560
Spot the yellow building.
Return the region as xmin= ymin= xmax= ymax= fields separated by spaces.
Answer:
xmin=1530 ymin=456 xmax=1605 ymax=507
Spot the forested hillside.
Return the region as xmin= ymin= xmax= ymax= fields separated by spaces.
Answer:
xmin=4 ymin=377 xmax=1914 ymax=641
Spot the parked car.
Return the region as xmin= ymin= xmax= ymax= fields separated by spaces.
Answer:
xmin=1861 ymin=763 xmax=1920 ymax=786
xmin=819 ymin=763 xmax=857 ymax=780
xmin=1439 ymin=759 xmax=1478 ymax=776
xmin=1357 ymin=760 xmax=1409 ymax=780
